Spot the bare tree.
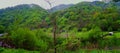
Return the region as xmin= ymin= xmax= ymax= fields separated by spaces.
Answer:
xmin=44 ymin=0 xmax=55 ymax=9
xmin=44 ymin=0 xmax=57 ymax=53
xmin=44 ymin=0 xmax=52 ymax=8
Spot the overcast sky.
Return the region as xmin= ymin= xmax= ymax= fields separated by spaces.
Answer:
xmin=0 ymin=0 xmax=101 ymax=9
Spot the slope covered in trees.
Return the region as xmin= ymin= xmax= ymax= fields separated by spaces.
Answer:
xmin=0 ymin=4 xmax=48 ymax=33
xmin=48 ymin=1 xmax=120 ymax=32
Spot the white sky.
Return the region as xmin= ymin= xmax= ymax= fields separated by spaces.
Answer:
xmin=0 ymin=0 xmax=101 ymax=9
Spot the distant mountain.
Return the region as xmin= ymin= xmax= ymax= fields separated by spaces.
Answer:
xmin=49 ymin=4 xmax=74 ymax=12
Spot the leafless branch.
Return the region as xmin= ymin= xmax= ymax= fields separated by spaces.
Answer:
xmin=44 ymin=0 xmax=52 ymax=8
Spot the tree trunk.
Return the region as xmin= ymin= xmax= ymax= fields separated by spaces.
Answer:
xmin=53 ymin=21 xmax=57 ymax=53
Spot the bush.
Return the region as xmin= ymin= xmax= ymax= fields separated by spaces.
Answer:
xmin=81 ymin=28 xmax=87 ymax=32
xmin=89 ymin=27 xmax=102 ymax=37
xmin=35 ymin=29 xmax=52 ymax=49
xmin=60 ymin=38 xmax=81 ymax=51
xmin=10 ymin=28 xmax=48 ymax=51
xmin=35 ymin=29 xmax=52 ymax=42
xmin=88 ymin=27 xmax=102 ymax=43
xmin=80 ymin=27 xmax=102 ymax=48
xmin=0 ymin=25 xmax=5 ymax=33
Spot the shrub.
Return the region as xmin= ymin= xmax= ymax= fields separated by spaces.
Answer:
xmin=60 ymin=38 xmax=81 ymax=51
xmin=81 ymin=28 xmax=87 ymax=32
xmin=0 ymin=25 xmax=5 ymax=33
xmin=35 ymin=29 xmax=52 ymax=42
xmin=35 ymin=29 xmax=52 ymax=49
xmin=87 ymin=27 xmax=102 ymax=43
xmin=108 ymin=27 xmax=112 ymax=31
xmin=10 ymin=28 xmax=48 ymax=51
xmin=80 ymin=27 xmax=102 ymax=48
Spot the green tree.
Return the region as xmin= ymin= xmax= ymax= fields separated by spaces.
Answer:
xmin=0 ymin=25 xmax=4 ymax=33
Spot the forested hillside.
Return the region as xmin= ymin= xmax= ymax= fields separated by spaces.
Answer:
xmin=0 ymin=4 xmax=48 ymax=33
xmin=0 ymin=1 xmax=120 ymax=53
xmin=49 ymin=1 xmax=120 ymax=32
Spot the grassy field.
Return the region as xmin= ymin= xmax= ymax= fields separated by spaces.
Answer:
xmin=1 ymin=48 xmax=120 ymax=53
xmin=114 ymin=32 xmax=120 ymax=38
xmin=0 ymin=48 xmax=39 ymax=53
xmin=62 ymin=50 xmax=120 ymax=53
xmin=59 ymin=32 xmax=120 ymax=38
xmin=0 ymin=47 xmax=40 ymax=53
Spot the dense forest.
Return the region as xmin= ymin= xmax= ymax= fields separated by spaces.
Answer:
xmin=0 ymin=1 xmax=120 ymax=53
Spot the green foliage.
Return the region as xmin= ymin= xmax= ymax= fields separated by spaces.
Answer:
xmin=48 ymin=1 xmax=120 ymax=31
xmin=0 ymin=1 xmax=120 ymax=53
xmin=0 ymin=25 xmax=5 ymax=33
xmin=10 ymin=28 xmax=48 ymax=51
xmin=59 ymin=37 xmax=81 ymax=51
xmin=0 ymin=4 xmax=48 ymax=32
xmin=1 ymin=47 xmax=120 ymax=53
xmin=88 ymin=27 xmax=102 ymax=39
xmin=11 ymin=28 xmax=37 ymax=50
xmin=35 ymin=29 xmax=52 ymax=42
xmin=35 ymin=29 xmax=53 ymax=49
xmin=81 ymin=28 xmax=87 ymax=32
xmin=0 ymin=47 xmax=40 ymax=53
xmin=98 ymin=36 xmax=120 ymax=49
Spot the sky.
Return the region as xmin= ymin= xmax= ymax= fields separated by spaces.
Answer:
xmin=0 ymin=0 xmax=101 ymax=9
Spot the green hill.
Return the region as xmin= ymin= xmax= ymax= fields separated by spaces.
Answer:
xmin=48 ymin=1 xmax=120 ymax=31
xmin=0 ymin=4 xmax=48 ymax=33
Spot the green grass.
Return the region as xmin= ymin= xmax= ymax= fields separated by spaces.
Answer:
xmin=114 ymin=32 xmax=120 ymax=38
xmin=1 ymin=47 xmax=120 ymax=53
xmin=0 ymin=47 xmax=40 ymax=53
xmin=76 ymin=32 xmax=120 ymax=39
xmin=59 ymin=49 xmax=120 ymax=53
xmin=77 ymin=32 xmax=89 ymax=38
